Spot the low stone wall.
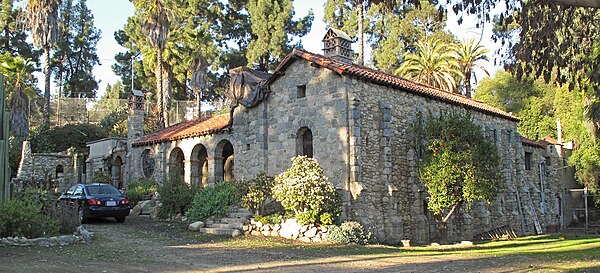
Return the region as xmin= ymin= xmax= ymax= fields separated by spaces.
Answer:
xmin=0 ymin=226 xmax=92 ymax=247
xmin=243 ymin=218 xmax=329 ymax=243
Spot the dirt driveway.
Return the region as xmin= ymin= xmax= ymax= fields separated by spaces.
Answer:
xmin=0 ymin=215 xmax=597 ymax=273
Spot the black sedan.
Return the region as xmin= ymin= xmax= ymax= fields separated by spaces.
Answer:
xmin=59 ymin=183 xmax=131 ymax=223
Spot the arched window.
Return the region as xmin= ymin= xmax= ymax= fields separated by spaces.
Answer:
xmin=168 ymin=147 xmax=185 ymax=180
xmin=55 ymin=165 xmax=64 ymax=178
xmin=215 ymin=140 xmax=234 ymax=182
xmin=191 ymin=144 xmax=208 ymax=189
xmin=296 ymin=127 xmax=313 ymax=158
xmin=141 ymin=149 xmax=155 ymax=179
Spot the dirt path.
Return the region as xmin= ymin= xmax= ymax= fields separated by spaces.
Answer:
xmin=0 ymin=216 xmax=585 ymax=272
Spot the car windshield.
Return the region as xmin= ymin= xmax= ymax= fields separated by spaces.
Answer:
xmin=86 ymin=185 xmax=121 ymax=196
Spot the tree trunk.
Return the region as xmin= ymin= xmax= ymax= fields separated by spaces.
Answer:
xmin=156 ymin=50 xmax=165 ymax=129
xmin=43 ymin=46 xmax=51 ymax=126
xmin=162 ymin=64 xmax=172 ymax=127
xmin=435 ymin=219 xmax=449 ymax=245
xmin=465 ymin=73 xmax=472 ymax=98
xmin=357 ymin=1 xmax=364 ymax=66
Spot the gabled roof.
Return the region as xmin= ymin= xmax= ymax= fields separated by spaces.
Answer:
xmin=521 ymin=136 xmax=548 ymax=148
xmin=132 ymin=114 xmax=230 ymax=147
xmin=543 ymin=136 xmax=560 ymax=145
xmin=270 ymin=48 xmax=519 ymax=122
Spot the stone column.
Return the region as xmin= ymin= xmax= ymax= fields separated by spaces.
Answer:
xmin=206 ymin=156 xmax=219 ymax=186
xmin=126 ymin=91 xmax=145 ymax=187
xmin=183 ymin=160 xmax=192 ymax=186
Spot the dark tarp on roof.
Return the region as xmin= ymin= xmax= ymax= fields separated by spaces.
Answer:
xmin=227 ymin=66 xmax=272 ymax=108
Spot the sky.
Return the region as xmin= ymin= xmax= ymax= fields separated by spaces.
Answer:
xmin=36 ymin=0 xmax=503 ymax=99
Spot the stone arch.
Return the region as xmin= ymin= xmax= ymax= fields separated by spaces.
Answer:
xmin=141 ymin=149 xmax=155 ymax=179
xmin=296 ymin=127 xmax=313 ymax=158
xmin=215 ymin=140 xmax=234 ymax=182
xmin=190 ymin=144 xmax=209 ymax=189
xmin=112 ymin=156 xmax=124 ymax=189
xmin=168 ymin=147 xmax=185 ymax=181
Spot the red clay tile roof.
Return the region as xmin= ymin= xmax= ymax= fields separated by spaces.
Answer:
xmin=132 ymin=114 xmax=230 ymax=147
xmin=521 ymin=136 xmax=547 ymax=148
xmin=543 ymin=136 xmax=560 ymax=145
xmin=271 ymin=48 xmax=519 ymax=122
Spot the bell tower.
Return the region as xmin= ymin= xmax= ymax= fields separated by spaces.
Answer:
xmin=322 ymin=28 xmax=354 ymax=64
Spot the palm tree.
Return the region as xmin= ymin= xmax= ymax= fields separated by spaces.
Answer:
xmin=23 ymin=0 xmax=61 ymax=126
xmin=0 ymin=53 xmax=37 ymax=140
xmin=395 ymin=39 xmax=462 ymax=92
xmin=456 ymin=39 xmax=490 ymax=98
xmin=133 ymin=0 xmax=170 ymax=129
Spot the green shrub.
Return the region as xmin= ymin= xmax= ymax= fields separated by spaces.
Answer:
xmin=0 ymin=199 xmax=59 ymax=238
xmin=187 ymin=181 xmax=239 ymax=222
xmin=240 ymin=172 xmax=275 ymax=216
xmin=319 ymin=212 xmax=334 ymax=226
xmin=254 ymin=213 xmax=284 ymax=225
xmin=29 ymin=123 xmax=108 ymax=153
xmin=48 ymin=204 xmax=79 ymax=234
xmin=93 ymin=171 xmax=112 ymax=184
xmin=158 ymin=172 xmax=193 ymax=219
xmin=326 ymin=221 xmax=371 ymax=245
xmin=272 ymin=156 xmax=341 ymax=224
xmin=126 ymin=178 xmax=159 ymax=205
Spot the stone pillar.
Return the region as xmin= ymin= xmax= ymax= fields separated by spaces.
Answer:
xmin=206 ymin=156 xmax=219 ymax=186
xmin=126 ymin=90 xmax=145 ymax=186
xmin=183 ymin=160 xmax=192 ymax=186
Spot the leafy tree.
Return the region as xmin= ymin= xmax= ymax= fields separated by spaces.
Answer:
xmin=0 ymin=0 xmax=39 ymax=63
xmin=455 ymin=39 xmax=490 ymax=98
xmin=53 ymin=0 xmax=100 ymax=98
xmin=396 ymin=39 xmax=461 ymax=92
xmin=246 ymin=0 xmax=313 ymax=71
xmin=23 ymin=0 xmax=61 ymax=125
xmin=414 ymin=111 xmax=502 ymax=243
xmin=29 ymin=123 xmax=108 ymax=153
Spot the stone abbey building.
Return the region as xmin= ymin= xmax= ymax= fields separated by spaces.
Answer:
xmin=117 ymin=29 xmax=570 ymax=243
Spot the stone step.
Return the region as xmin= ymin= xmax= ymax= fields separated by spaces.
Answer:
xmin=230 ymin=207 xmax=252 ymax=214
xmin=197 ymin=227 xmax=239 ymax=236
xmin=227 ymin=212 xmax=252 ymax=219
xmin=218 ymin=217 xmax=248 ymax=224
xmin=208 ymin=222 xmax=243 ymax=229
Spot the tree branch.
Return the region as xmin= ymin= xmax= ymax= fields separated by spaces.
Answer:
xmin=442 ymin=202 xmax=461 ymax=223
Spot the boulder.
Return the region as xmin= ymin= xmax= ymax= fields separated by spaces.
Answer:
xmin=149 ymin=206 xmax=160 ymax=219
xmin=188 ymin=221 xmax=205 ymax=231
xmin=130 ymin=205 xmax=142 ymax=215
xmin=304 ymin=227 xmax=318 ymax=238
xmin=279 ymin=219 xmax=301 ymax=240
xmin=231 ymin=229 xmax=242 ymax=237
xmin=139 ymin=200 xmax=155 ymax=215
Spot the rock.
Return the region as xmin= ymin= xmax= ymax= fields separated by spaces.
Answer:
xmin=279 ymin=219 xmax=301 ymax=240
xmin=298 ymin=237 xmax=311 ymax=243
xmin=261 ymin=225 xmax=271 ymax=231
xmin=460 ymin=241 xmax=473 ymax=246
xmin=401 ymin=240 xmax=411 ymax=248
xmin=242 ymin=225 xmax=250 ymax=231
xmin=139 ymin=200 xmax=156 ymax=215
xmin=431 ymin=243 xmax=440 ymax=247
xmin=231 ymin=229 xmax=242 ymax=237
xmin=130 ymin=205 xmax=142 ymax=215
xmin=150 ymin=207 xmax=160 ymax=219
xmin=304 ymin=227 xmax=318 ymax=238
xmin=182 ymin=216 xmax=187 ymax=222
xmin=300 ymin=225 xmax=309 ymax=233
xmin=319 ymin=226 xmax=328 ymax=233
xmin=255 ymin=221 xmax=264 ymax=228
xmin=188 ymin=221 xmax=205 ymax=231
xmin=76 ymin=226 xmax=93 ymax=243
xmin=58 ymin=235 xmax=76 ymax=246
xmin=273 ymin=224 xmax=281 ymax=231
xmin=261 ymin=230 xmax=271 ymax=236
xmin=312 ymin=236 xmax=322 ymax=243
xmin=250 ymin=230 xmax=261 ymax=236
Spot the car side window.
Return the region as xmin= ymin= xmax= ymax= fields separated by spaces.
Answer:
xmin=74 ymin=186 xmax=83 ymax=196
xmin=66 ymin=186 xmax=76 ymax=195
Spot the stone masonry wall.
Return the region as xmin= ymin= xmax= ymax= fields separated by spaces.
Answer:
xmin=348 ymin=78 xmax=562 ymax=244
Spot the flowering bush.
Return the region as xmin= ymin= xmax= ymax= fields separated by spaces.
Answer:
xmin=240 ymin=172 xmax=275 ymax=216
xmin=272 ymin=156 xmax=341 ymax=224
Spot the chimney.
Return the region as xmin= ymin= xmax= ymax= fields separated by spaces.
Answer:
xmin=126 ymin=89 xmax=145 ymax=185
xmin=322 ymin=28 xmax=354 ymax=64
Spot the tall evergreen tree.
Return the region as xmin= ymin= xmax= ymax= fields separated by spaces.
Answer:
xmin=23 ymin=0 xmax=62 ymax=125
xmin=455 ymin=39 xmax=489 ymax=98
xmin=0 ymin=0 xmax=39 ymax=63
xmin=53 ymin=0 xmax=100 ymax=98
xmin=246 ymin=0 xmax=313 ymax=71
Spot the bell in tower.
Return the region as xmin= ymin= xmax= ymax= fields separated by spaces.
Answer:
xmin=322 ymin=28 xmax=354 ymax=64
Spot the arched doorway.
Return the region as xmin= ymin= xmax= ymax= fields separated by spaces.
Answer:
xmin=190 ymin=144 xmax=208 ymax=189
xmin=112 ymin=156 xmax=123 ymax=189
xmin=215 ymin=140 xmax=234 ymax=182
xmin=168 ymin=147 xmax=185 ymax=181
xmin=296 ymin=127 xmax=313 ymax=158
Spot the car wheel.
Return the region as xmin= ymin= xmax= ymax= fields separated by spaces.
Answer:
xmin=78 ymin=207 xmax=88 ymax=224
xmin=115 ymin=217 xmax=126 ymax=223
